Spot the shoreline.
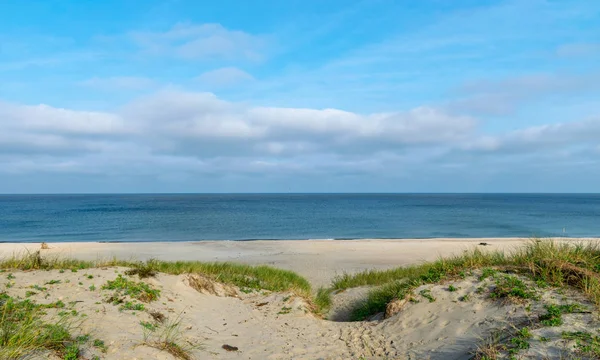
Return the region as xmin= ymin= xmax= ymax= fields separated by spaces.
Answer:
xmin=1 ymin=235 xmax=598 ymax=244
xmin=2 ymin=237 xmax=599 ymax=287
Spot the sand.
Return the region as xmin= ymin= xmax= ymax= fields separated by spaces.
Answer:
xmin=2 ymin=238 xmax=599 ymax=359
xmin=2 ymin=238 xmax=594 ymax=287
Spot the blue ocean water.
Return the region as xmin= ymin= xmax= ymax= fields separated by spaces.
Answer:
xmin=0 ymin=194 xmax=599 ymax=242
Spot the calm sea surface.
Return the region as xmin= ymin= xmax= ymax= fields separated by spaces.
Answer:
xmin=0 ymin=194 xmax=599 ymax=242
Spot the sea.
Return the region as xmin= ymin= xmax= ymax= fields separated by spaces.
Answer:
xmin=0 ymin=194 xmax=599 ymax=243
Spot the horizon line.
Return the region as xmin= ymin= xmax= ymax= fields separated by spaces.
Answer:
xmin=1 ymin=192 xmax=599 ymax=196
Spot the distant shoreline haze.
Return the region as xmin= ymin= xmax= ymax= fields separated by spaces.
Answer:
xmin=1 ymin=194 xmax=599 ymax=242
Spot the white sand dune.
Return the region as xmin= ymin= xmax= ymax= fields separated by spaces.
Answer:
xmin=1 ymin=239 xmax=599 ymax=359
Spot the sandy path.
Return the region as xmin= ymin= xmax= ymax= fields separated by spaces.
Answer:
xmin=1 ymin=238 xmax=596 ymax=287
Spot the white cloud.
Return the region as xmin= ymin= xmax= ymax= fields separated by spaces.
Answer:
xmin=461 ymin=117 xmax=600 ymax=153
xmin=0 ymin=102 xmax=127 ymax=135
xmin=130 ymin=23 xmax=265 ymax=61
xmin=1 ymin=90 xmax=598 ymax=187
xmin=447 ymin=73 xmax=600 ymax=115
xmin=196 ymin=67 xmax=254 ymax=87
xmin=79 ymin=76 xmax=155 ymax=90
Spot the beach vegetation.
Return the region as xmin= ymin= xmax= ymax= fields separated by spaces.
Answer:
xmin=93 ymin=338 xmax=107 ymax=352
xmin=125 ymin=259 xmax=159 ymax=278
xmin=119 ymin=301 xmax=145 ymax=312
xmin=419 ymin=289 xmax=436 ymax=302
xmin=314 ymin=287 xmax=333 ymax=315
xmin=142 ymin=313 xmax=199 ymax=360
xmin=561 ymin=331 xmax=600 ymax=357
xmin=140 ymin=321 xmax=158 ymax=331
xmin=0 ymin=293 xmax=82 ymax=359
xmin=539 ymin=303 xmax=586 ymax=327
xmin=489 ymin=275 xmax=538 ymax=302
xmin=102 ymin=274 xmax=160 ymax=302
xmin=322 ymin=239 xmax=600 ymax=320
xmin=0 ymin=251 xmax=312 ymax=303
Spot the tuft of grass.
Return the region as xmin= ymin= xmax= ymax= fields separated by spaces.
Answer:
xmin=479 ymin=268 xmax=498 ymax=281
xmin=539 ymin=303 xmax=585 ymax=326
xmin=143 ymin=313 xmax=199 ymax=360
xmin=45 ymin=280 xmax=61 ymax=285
xmin=448 ymin=284 xmax=458 ymax=292
xmin=489 ymin=275 xmax=538 ymax=302
xmin=120 ymin=301 xmax=145 ymax=312
xmin=102 ymin=275 xmax=160 ymax=302
xmin=562 ymin=331 xmax=600 ymax=357
xmin=62 ymin=343 xmax=80 ymax=360
xmin=314 ymin=287 xmax=333 ymax=315
xmin=31 ymin=285 xmax=47 ymax=292
xmin=0 ymin=294 xmax=80 ymax=359
xmin=93 ymin=339 xmax=107 ymax=353
xmin=125 ymin=259 xmax=159 ymax=279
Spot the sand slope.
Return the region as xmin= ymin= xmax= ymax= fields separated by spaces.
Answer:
xmin=2 ymin=265 xmax=597 ymax=359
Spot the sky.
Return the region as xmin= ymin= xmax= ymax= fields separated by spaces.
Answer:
xmin=0 ymin=0 xmax=599 ymax=193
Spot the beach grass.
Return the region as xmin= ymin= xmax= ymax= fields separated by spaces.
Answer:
xmin=324 ymin=239 xmax=600 ymax=320
xmin=0 ymin=293 xmax=81 ymax=359
xmin=0 ymin=251 xmax=313 ymax=300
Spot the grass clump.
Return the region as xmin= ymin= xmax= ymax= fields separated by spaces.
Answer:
xmin=0 ymin=293 xmax=80 ymax=359
xmin=102 ymin=274 xmax=160 ymax=303
xmin=314 ymin=287 xmax=333 ymax=315
xmin=125 ymin=259 xmax=159 ymax=279
xmin=490 ymin=275 xmax=538 ymax=302
xmin=508 ymin=327 xmax=532 ymax=355
xmin=562 ymin=331 xmax=600 ymax=357
xmin=539 ymin=303 xmax=586 ymax=326
xmin=479 ymin=268 xmax=498 ymax=281
xmin=93 ymin=339 xmax=107 ymax=353
xmin=143 ymin=313 xmax=199 ymax=360
xmin=120 ymin=301 xmax=145 ymax=312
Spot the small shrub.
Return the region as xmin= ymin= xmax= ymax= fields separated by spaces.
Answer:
xmin=93 ymin=339 xmax=107 ymax=353
xmin=479 ymin=268 xmax=498 ymax=281
xmin=103 ymin=275 xmax=160 ymax=302
xmin=490 ymin=275 xmax=537 ymax=302
xmin=125 ymin=259 xmax=159 ymax=279
xmin=120 ymin=302 xmax=145 ymax=312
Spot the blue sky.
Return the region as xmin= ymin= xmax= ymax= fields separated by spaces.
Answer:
xmin=1 ymin=0 xmax=599 ymax=193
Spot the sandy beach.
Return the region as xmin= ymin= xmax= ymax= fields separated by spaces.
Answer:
xmin=0 ymin=238 xmax=596 ymax=287
xmin=2 ymin=238 xmax=600 ymax=359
